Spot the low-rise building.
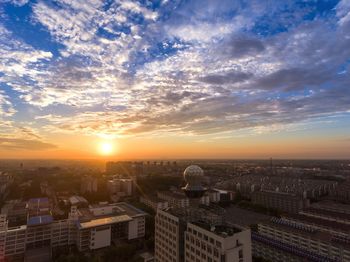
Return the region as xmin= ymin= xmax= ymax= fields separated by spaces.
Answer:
xmin=1 ymin=200 xmax=27 ymax=227
xmin=0 ymin=172 xmax=13 ymax=197
xmin=207 ymin=189 xmax=221 ymax=203
xmin=0 ymin=202 xmax=146 ymax=261
xmin=69 ymin=195 xmax=89 ymax=207
xmin=251 ymin=190 xmax=309 ymax=214
xmin=140 ymin=196 xmax=168 ymax=211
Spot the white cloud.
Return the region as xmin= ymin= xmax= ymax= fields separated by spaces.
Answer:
xmin=1 ymin=0 xmax=350 ymax=142
xmin=0 ymin=90 xmax=16 ymax=117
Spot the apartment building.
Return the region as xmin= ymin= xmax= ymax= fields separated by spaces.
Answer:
xmin=251 ymin=190 xmax=310 ymax=214
xmin=107 ymin=178 xmax=133 ymax=197
xmin=140 ymin=196 xmax=169 ymax=211
xmin=155 ymin=207 xmax=252 ymax=262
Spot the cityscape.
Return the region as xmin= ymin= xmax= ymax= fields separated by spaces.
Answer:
xmin=1 ymin=0 xmax=350 ymax=262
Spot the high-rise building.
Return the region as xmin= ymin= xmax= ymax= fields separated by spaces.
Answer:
xmin=155 ymin=165 xmax=252 ymax=262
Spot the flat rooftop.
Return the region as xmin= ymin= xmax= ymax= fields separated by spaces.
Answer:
xmin=28 ymin=198 xmax=49 ymax=204
xmin=78 ymin=214 xmax=132 ymax=229
xmin=158 ymin=191 xmax=187 ymax=199
xmin=302 ymin=207 xmax=350 ymax=221
xmin=141 ymin=195 xmax=168 ymax=203
xmin=192 ymin=221 xmax=241 ymax=238
xmin=78 ymin=202 xmax=146 ymax=222
xmin=285 ymin=214 xmax=350 ymax=232
xmin=263 ymin=218 xmax=350 ymax=248
xmin=27 ymin=215 xmax=53 ymax=226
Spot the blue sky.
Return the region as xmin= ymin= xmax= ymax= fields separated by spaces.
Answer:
xmin=0 ymin=0 xmax=349 ymax=158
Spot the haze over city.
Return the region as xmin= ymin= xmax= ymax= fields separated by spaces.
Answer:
xmin=0 ymin=0 xmax=349 ymax=159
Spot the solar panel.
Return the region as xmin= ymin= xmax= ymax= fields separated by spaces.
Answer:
xmin=27 ymin=215 xmax=53 ymax=226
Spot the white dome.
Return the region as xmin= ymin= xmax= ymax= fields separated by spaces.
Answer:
xmin=183 ymin=165 xmax=204 ymax=189
xmin=184 ymin=165 xmax=204 ymax=181
xmin=182 ymin=165 xmax=206 ymax=198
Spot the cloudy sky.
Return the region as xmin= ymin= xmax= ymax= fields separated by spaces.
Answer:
xmin=0 ymin=0 xmax=350 ymax=159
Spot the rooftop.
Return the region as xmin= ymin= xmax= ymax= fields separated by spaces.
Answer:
xmin=27 ymin=215 xmax=53 ymax=226
xmin=162 ymin=206 xmax=225 ymax=229
xmin=302 ymin=207 xmax=350 ymax=221
xmin=191 ymin=221 xmax=241 ymax=238
xmin=285 ymin=214 xmax=350 ymax=233
xmin=263 ymin=218 xmax=350 ymax=248
xmin=78 ymin=214 xmax=132 ymax=229
xmin=78 ymin=202 xmax=146 ymax=222
xmin=141 ymin=195 xmax=168 ymax=203
xmin=158 ymin=190 xmax=187 ymax=199
xmin=28 ymin=198 xmax=49 ymax=204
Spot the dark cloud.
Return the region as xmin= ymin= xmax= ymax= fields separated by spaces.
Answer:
xmin=220 ymin=37 xmax=265 ymax=58
xmin=199 ymin=71 xmax=252 ymax=85
xmin=147 ymin=91 xmax=210 ymax=106
xmin=255 ymin=68 xmax=334 ymax=91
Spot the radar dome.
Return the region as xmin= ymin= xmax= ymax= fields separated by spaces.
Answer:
xmin=182 ymin=165 xmax=206 ymax=198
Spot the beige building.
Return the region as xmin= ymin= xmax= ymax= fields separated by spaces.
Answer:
xmin=155 ymin=208 xmax=252 ymax=262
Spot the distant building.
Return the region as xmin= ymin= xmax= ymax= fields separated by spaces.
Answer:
xmin=81 ymin=176 xmax=98 ymax=194
xmin=207 ymin=189 xmax=221 ymax=203
xmin=1 ymin=200 xmax=27 ymax=226
xmin=329 ymin=181 xmax=350 ymax=203
xmin=106 ymin=161 xmax=179 ymax=177
xmin=213 ymin=188 xmax=236 ymax=202
xmin=251 ymin=190 xmax=310 ymax=214
xmin=107 ymin=178 xmax=133 ymax=197
xmin=231 ymin=174 xmax=337 ymax=200
xmin=0 ymin=172 xmax=13 ymax=196
xmin=69 ymin=195 xmax=89 ymax=207
xmin=140 ymin=196 xmax=169 ymax=211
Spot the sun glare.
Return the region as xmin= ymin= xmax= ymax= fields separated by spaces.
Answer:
xmin=99 ymin=142 xmax=114 ymax=155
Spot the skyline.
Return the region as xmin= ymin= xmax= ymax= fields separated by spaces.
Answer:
xmin=0 ymin=0 xmax=350 ymax=159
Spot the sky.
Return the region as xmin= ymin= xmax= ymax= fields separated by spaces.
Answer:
xmin=0 ymin=0 xmax=350 ymax=159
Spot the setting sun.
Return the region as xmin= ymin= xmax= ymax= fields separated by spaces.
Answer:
xmin=98 ymin=142 xmax=114 ymax=155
